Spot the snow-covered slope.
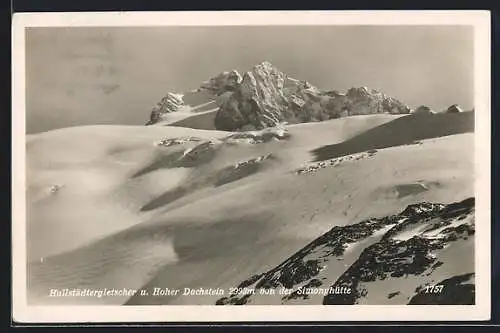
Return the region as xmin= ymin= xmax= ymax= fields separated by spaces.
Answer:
xmin=216 ymin=197 xmax=474 ymax=305
xmin=26 ymin=111 xmax=474 ymax=305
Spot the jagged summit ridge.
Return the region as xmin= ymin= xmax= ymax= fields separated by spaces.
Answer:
xmin=146 ymin=61 xmax=412 ymax=128
xmin=146 ymin=93 xmax=184 ymax=125
xmin=215 ymin=61 xmax=411 ymax=131
xmin=145 ymin=70 xmax=243 ymax=125
xmin=199 ymin=70 xmax=242 ymax=95
xmin=216 ymin=61 xmax=289 ymax=130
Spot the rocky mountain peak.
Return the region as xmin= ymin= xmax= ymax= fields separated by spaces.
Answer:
xmin=199 ymin=70 xmax=242 ymax=95
xmin=347 ymin=86 xmax=372 ymax=97
xmin=145 ymin=69 xmax=243 ymax=125
xmin=446 ymin=104 xmax=463 ymax=113
xmin=240 ymin=61 xmax=286 ymax=98
xmin=212 ymin=62 xmax=413 ymax=131
xmin=146 ymin=61 xmax=413 ymax=129
xmin=254 ymin=60 xmax=278 ymax=71
xmin=146 ymin=92 xmax=184 ymax=125
xmin=214 ymin=62 xmax=291 ymax=131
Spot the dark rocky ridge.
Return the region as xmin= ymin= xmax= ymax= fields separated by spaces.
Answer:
xmin=408 ymin=273 xmax=474 ymax=305
xmin=216 ymin=197 xmax=475 ymax=305
xmin=446 ymin=104 xmax=463 ymax=113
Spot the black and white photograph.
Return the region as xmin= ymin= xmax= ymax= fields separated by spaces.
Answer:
xmin=12 ymin=11 xmax=491 ymax=322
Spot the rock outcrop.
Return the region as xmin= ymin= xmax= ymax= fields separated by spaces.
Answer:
xmin=146 ymin=93 xmax=184 ymax=125
xmin=412 ymin=105 xmax=434 ymax=115
xmin=216 ymin=197 xmax=475 ymax=305
xmin=222 ymin=125 xmax=290 ymax=144
xmin=446 ymin=104 xmax=463 ymax=113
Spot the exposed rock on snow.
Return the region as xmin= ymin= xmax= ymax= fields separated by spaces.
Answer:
xmin=154 ymin=136 xmax=204 ymax=147
xmin=216 ymin=197 xmax=475 ymax=305
xmin=295 ymin=150 xmax=377 ymax=175
xmin=446 ymin=104 xmax=463 ymax=113
xmin=412 ymin=105 xmax=434 ymax=115
xmin=139 ymin=152 xmax=275 ymax=211
xmin=223 ymin=125 xmax=290 ymax=144
xmin=234 ymin=154 xmax=272 ymax=168
xmin=146 ymin=93 xmax=185 ymax=125
xmin=214 ymin=154 xmax=273 ymax=187
xmin=390 ymin=181 xmax=439 ymax=199
xmin=49 ymin=184 xmax=64 ymax=194
xmin=324 ymin=197 xmax=474 ymax=305
xmin=175 ymin=141 xmax=218 ymax=167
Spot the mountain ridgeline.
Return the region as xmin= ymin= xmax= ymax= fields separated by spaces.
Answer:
xmin=216 ymin=197 xmax=475 ymax=305
xmin=146 ymin=61 xmax=422 ymax=131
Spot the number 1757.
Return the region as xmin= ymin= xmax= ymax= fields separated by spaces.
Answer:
xmin=424 ymin=285 xmax=444 ymax=293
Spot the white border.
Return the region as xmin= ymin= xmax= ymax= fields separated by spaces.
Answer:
xmin=12 ymin=10 xmax=491 ymax=323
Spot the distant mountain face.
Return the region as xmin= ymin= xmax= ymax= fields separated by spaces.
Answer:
xmin=216 ymin=197 xmax=475 ymax=305
xmin=147 ymin=93 xmax=184 ymax=125
xmin=146 ymin=61 xmax=411 ymax=130
xmin=145 ymin=71 xmax=240 ymax=126
xmin=215 ymin=61 xmax=411 ymax=131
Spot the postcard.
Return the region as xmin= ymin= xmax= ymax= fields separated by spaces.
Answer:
xmin=12 ymin=10 xmax=491 ymax=323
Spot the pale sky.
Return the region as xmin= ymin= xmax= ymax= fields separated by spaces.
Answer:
xmin=25 ymin=26 xmax=474 ymax=134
